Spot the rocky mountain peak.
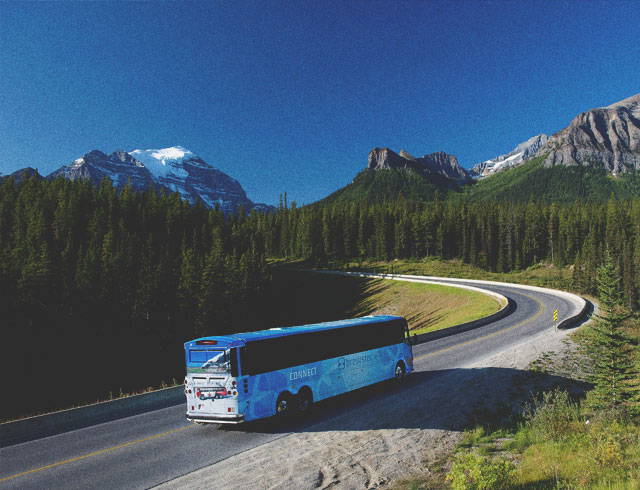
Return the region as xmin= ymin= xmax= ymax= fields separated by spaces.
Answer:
xmin=367 ymin=148 xmax=410 ymax=170
xmin=110 ymin=149 xmax=144 ymax=167
xmin=416 ymin=151 xmax=469 ymax=181
xmin=605 ymin=93 xmax=640 ymax=117
xmin=539 ymin=93 xmax=640 ymax=175
xmin=367 ymin=147 xmax=470 ymax=182
xmin=398 ymin=149 xmax=416 ymax=161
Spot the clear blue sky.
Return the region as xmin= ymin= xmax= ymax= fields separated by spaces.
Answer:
xmin=1 ymin=0 xmax=638 ymax=205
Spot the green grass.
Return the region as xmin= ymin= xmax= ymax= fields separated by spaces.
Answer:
xmin=516 ymin=406 xmax=640 ymax=488
xmin=422 ymin=390 xmax=640 ymax=490
xmin=349 ymin=279 xmax=501 ymax=335
xmin=272 ymin=263 xmax=502 ymax=335
xmin=382 ymin=257 xmax=571 ymax=290
xmin=291 ymin=256 xmax=575 ymax=292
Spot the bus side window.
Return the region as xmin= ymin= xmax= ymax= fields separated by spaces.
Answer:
xmin=230 ymin=348 xmax=239 ymax=377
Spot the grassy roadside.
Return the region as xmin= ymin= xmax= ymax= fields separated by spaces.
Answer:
xmin=268 ymin=266 xmax=500 ymax=335
xmin=426 ymin=390 xmax=640 ymax=489
xmin=349 ymin=279 xmax=501 ymax=335
xmin=282 ymin=257 xmax=575 ymax=292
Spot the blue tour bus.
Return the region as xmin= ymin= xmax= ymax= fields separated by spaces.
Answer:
xmin=184 ymin=315 xmax=413 ymax=424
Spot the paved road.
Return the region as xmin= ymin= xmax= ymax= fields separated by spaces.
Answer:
xmin=0 ymin=278 xmax=583 ymax=490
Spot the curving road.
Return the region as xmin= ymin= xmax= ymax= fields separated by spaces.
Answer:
xmin=0 ymin=276 xmax=585 ymax=490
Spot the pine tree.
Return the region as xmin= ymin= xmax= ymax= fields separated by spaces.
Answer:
xmin=580 ymin=251 xmax=636 ymax=411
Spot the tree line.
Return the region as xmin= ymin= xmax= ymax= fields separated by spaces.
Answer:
xmin=255 ymin=193 xmax=640 ymax=310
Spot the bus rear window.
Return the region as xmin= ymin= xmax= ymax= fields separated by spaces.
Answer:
xmin=188 ymin=349 xmax=230 ymax=374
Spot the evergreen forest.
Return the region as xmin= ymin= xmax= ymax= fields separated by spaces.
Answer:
xmin=0 ymin=176 xmax=270 ymax=420
xmin=260 ymin=193 xmax=640 ymax=310
xmin=2 ymin=173 xmax=640 ymax=419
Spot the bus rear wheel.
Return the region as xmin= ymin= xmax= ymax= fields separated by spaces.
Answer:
xmin=296 ymin=388 xmax=313 ymax=414
xmin=275 ymin=392 xmax=292 ymax=417
xmin=395 ymin=361 xmax=406 ymax=380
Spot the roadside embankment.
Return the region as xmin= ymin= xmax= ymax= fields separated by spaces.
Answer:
xmin=1 ymin=386 xmax=184 ymax=447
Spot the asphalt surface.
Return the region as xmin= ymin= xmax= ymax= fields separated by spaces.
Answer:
xmin=0 ymin=279 xmax=581 ymax=490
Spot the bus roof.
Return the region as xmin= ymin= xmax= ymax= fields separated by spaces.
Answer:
xmin=184 ymin=315 xmax=405 ymax=348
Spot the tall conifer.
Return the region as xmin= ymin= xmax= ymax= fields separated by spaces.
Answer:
xmin=580 ymin=251 xmax=636 ymax=411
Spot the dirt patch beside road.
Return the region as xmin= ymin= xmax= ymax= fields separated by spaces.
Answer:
xmin=155 ymin=325 xmax=582 ymax=490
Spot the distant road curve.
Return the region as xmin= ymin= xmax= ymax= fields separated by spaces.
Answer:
xmin=316 ymin=270 xmax=586 ymax=331
xmin=0 ymin=274 xmax=587 ymax=490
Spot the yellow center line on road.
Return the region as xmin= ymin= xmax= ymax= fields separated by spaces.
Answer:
xmin=413 ymin=291 xmax=545 ymax=362
xmin=1 ymin=424 xmax=195 ymax=483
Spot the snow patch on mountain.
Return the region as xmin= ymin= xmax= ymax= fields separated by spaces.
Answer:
xmin=151 ymin=146 xmax=192 ymax=161
xmin=481 ymin=151 xmax=523 ymax=173
xmin=471 ymin=134 xmax=548 ymax=178
xmin=129 ymin=146 xmax=192 ymax=180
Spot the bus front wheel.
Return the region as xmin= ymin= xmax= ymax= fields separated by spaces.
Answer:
xmin=395 ymin=361 xmax=406 ymax=380
xmin=275 ymin=392 xmax=292 ymax=417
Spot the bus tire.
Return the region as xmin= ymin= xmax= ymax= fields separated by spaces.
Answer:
xmin=296 ymin=387 xmax=313 ymax=414
xmin=275 ymin=392 xmax=292 ymax=417
xmin=394 ymin=361 xmax=406 ymax=380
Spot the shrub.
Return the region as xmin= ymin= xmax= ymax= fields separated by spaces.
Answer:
xmin=524 ymin=388 xmax=581 ymax=442
xmin=446 ymin=452 xmax=516 ymax=490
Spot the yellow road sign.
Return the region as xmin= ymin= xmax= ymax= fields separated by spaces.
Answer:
xmin=553 ymin=309 xmax=558 ymax=322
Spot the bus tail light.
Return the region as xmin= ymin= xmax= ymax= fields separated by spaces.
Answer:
xmin=196 ymin=340 xmax=217 ymax=345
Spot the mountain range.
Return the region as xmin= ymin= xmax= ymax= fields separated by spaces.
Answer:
xmin=5 ymin=93 xmax=640 ymax=207
xmin=473 ymin=93 xmax=640 ymax=177
xmin=6 ymin=147 xmax=273 ymax=215
xmin=326 ymin=92 xmax=640 ymax=204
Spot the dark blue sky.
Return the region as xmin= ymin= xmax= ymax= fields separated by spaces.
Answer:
xmin=1 ymin=1 xmax=638 ymax=205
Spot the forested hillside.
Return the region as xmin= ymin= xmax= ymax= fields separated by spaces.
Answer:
xmin=460 ymin=155 xmax=640 ymax=203
xmin=256 ymin=195 xmax=640 ymax=310
xmin=3 ymin=173 xmax=640 ymax=419
xmin=0 ymin=175 xmax=270 ymax=419
xmin=318 ymin=168 xmax=453 ymax=205
xmin=316 ymin=155 xmax=640 ymax=206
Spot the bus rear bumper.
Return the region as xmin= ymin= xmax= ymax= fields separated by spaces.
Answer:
xmin=186 ymin=413 xmax=245 ymax=424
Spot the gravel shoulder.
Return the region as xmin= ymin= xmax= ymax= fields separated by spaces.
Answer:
xmin=155 ymin=323 xmax=581 ymax=490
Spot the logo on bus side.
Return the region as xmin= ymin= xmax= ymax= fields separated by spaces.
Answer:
xmin=289 ymin=367 xmax=317 ymax=381
xmin=339 ymin=354 xmax=371 ymax=370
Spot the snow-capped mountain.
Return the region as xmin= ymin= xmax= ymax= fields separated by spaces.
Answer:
xmin=470 ymin=134 xmax=548 ymax=177
xmin=49 ymin=149 xmax=154 ymax=188
xmin=47 ymin=146 xmax=273 ymax=215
